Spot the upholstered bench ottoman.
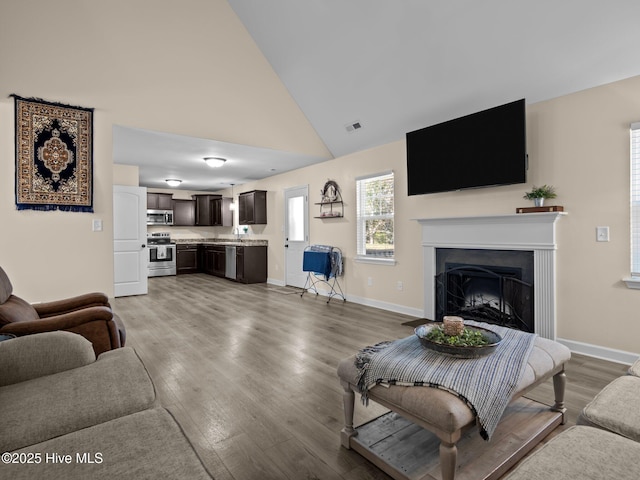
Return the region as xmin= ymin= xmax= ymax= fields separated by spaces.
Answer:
xmin=577 ymin=374 xmax=640 ymax=441
xmin=628 ymin=357 xmax=640 ymax=376
xmin=502 ymin=425 xmax=640 ymax=480
xmin=337 ymin=334 xmax=570 ymax=480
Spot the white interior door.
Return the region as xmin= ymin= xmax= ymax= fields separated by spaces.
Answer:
xmin=284 ymin=185 xmax=309 ymax=288
xmin=113 ymin=185 xmax=148 ymax=297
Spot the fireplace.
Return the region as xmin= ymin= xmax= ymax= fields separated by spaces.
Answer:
xmin=435 ymin=249 xmax=534 ymax=332
xmin=416 ymin=213 xmax=565 ymax=340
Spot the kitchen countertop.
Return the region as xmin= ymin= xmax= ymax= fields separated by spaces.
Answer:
xmin=174 ymin=238 xmax=268 ymax=247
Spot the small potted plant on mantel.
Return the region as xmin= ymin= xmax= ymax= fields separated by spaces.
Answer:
xmin=523 ymin=185 xmax=557 ymax=207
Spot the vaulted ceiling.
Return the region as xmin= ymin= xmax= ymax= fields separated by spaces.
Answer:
xmin=117 ymin=1 xmax=640 ymax=190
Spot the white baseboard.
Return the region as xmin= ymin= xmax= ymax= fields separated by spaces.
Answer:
xmin=267 ymin=278 xmax=286 ymax=287
xmin=558 ymin=338 xmax=639 ymax=366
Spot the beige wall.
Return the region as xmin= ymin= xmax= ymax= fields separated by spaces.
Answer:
xmin=2 ymin=1 xmax=639 ymax=358
xmin=0 ymin=0 xmax=328 ymax=301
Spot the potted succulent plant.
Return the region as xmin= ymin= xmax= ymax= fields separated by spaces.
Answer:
xmin=523 ymin=185 xmax=557 ymax=207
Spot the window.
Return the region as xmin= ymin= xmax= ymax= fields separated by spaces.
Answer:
xmin=631 ymin=123 xmax=640 ymax=277
xmin=356 ymin=171 xmax=394 ymax=263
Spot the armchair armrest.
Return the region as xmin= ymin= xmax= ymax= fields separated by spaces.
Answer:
xmin=0 ymin=331 xmax=96 ymax=387
xmin=33 ymin=292 xmax=111 ymax=317
xmin=0 ymin=306 xmax=114 ymax=335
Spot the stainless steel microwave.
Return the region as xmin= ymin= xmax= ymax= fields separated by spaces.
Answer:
xmin=146 ymin=209 xmax=174 ymax=226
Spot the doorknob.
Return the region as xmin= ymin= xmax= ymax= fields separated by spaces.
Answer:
xmin=285 ymin=244 xmax=289 ymax=248
xmin=141 ymin=244 xmax=146 ymax=248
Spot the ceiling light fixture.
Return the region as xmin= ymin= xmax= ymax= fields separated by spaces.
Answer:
xmin=165 ymin=179 xmax=182 ymax=187
xmin=204 ymin=157 xmax=226 ymax=168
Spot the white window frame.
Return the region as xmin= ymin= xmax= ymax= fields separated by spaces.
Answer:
xmin=625 ymin=122 xmax=640 ymax=289
xmin=355 ymin=171 xmax=396 ymax=265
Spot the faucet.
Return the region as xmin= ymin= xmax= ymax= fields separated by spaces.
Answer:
xmin=233 ymin=227 xmax=241 ymax=241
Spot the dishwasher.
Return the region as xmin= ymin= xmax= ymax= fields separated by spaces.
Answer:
xmin=225 ymin=246 xmax=236 ymax=279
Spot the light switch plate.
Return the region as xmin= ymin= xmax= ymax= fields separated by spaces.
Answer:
xmin=596 ymin=226 xmax=609 ymax=242
xmin=92 ymin=219 xmax=103 ymax=232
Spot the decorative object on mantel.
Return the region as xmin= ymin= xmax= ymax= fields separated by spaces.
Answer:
xmin=516 ymin=205 xmax=565 ymax=214
xmin=315 ymin=180 xmax=344 ymax=218
xmin=523 ymin=184 xmax=557 ymax=207
xmin=12 ymin=94 xmax=94 ymax=212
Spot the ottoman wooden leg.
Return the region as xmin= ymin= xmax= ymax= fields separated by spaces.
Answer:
xmin=340 ymin=380 xmax=357 ymax=448
xmin=552 ymin=366 xmax=567 ymax=424
xmin=439 ymin=440 xmax=458 ymax=480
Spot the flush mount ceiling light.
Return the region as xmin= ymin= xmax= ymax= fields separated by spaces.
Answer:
xmin=165 ymin=179 xmax=182 ymax=187
xmin=204 ymin=157 xmax=226 ymax=168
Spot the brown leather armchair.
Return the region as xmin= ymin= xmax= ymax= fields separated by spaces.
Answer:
xmin=0 ymin=266 xmax=126 ymax=356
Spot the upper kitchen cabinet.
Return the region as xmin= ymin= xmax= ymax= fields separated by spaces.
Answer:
xmin=213 ymin=197 xmax=233 ymax=227
xmin=193 ymin=194 xmax=221 ymax=226
xmin=238 ymin=190 xmax=267 ymax=225
xmin=172 ymin=199 xmax=196 ymax=226
xmin=147 ymin=193 xmax=173 ymax=210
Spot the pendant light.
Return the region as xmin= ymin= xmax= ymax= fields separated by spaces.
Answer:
xmin=229 ymin=183 xmax=236 ymax=210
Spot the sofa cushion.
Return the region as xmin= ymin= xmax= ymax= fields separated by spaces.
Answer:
xmin=0 ymin=347 xmax=156 ymax=452
xmin=503 ymin=426 xmax=640 ymax=480
xmin=6 ymin=408 xmax=213 ymax=480
xmin=577 ymin=375 xmax=640 ymax=442
xmin=628 ymin=357 xmax=640 ymax=377
xmin=0 ymin=331 xmax=96 ymax=387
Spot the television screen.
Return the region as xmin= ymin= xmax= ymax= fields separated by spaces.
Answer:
xmin=406 ymin=99 xmax=527 ymax=196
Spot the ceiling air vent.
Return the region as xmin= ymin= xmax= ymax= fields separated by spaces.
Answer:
xmin=345 ymin=120 xmax=362 ymax=133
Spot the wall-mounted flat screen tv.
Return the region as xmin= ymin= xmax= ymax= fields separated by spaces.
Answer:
xmin=406 ymin=98 xmax=527 ymax=196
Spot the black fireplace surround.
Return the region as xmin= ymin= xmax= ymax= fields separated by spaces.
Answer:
xmin=435 ymin=248 xmax=534 ymax=332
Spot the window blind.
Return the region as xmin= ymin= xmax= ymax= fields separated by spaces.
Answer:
xmin=356 ymin=172 xmax=394 ymax=257
xmin=631 ymin=123 xmax=640 ymax=276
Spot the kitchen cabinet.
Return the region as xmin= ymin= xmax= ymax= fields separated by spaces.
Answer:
xmin=176 ymin=244 xmax=198 ymax=274
xmin=212 ymin=197 xmax=233 ymax=227
xmin=201 ymin=245 xmax=226 ymax=276
xmin=172 ymin=199 xmax=196 ymax=226
xmin=147 ymin=193 xmax=173 ymax=210
xmin=193 ymin=194 xmax=221 ymax=226
xmin=238 ymin=190 xmax=267 ymax=225
xmin=236 ymin=246 xmax=267 ymax=283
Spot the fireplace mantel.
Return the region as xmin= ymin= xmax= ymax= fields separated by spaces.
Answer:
xmin=416 ymin=213 xmax=566 ymax=339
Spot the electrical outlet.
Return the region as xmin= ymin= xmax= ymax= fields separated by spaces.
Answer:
xmin=596 ymin=226 xmax=610 ymax=242
xmin=397 ymin=281 xmax=403 ymax=291
xmin=367 ymin=277 xmax=373 ymax=286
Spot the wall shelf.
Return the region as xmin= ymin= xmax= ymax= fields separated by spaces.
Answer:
xmin=315 ymin=180 xmax=343 ymax=219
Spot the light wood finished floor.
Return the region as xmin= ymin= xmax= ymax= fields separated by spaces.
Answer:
xmin=113 ymin=274 xmax=630 ymax=480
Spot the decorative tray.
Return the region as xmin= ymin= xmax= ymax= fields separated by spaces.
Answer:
xmin=414 ymin=323 xmax=502 ymax=358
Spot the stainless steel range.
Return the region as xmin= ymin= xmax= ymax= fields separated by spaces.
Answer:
xmin=147 ymin=232 xmax=176 ymax=277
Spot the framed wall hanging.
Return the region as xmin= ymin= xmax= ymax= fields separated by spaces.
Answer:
xmin=12 ymin=94 xmax=94 ymax=212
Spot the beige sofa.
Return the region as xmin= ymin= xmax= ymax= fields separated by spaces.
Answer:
xmin=504 ymin=357 xmax=640 ymax=479
xmin=0 ymin=331 xmax=213 ymax=479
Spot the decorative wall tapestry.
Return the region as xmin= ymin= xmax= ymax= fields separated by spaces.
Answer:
xmin=12 ymin=95 xmax=94 ymax=212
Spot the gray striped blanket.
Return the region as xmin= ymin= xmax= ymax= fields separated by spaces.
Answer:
xmin=355 ymin=321 xmax=536 ymax=440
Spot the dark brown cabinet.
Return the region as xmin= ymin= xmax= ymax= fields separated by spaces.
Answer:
xmin=238 ymin=190 xmax=267 ymax=225
xmin=212 ymin=197 xmax=233 ymax=227
xmin=147 ymin=193 xmax=173 ymax=210
xmin=201 ymin=245 xmax=226 ymax=276
xmin=172 ymin=199 xmax=196 ymax=226
xmin=193 ymin=194 xmax=221 ymax=226
xmin=235 ymin=246 xmax=267 ymax=283
xmin=176 ymin=244 xmax=199 ymax=274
